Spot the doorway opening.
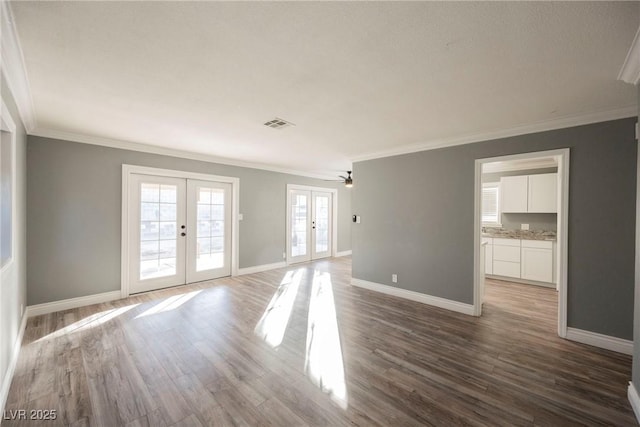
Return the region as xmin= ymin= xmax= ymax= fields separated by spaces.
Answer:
xmin=121 ymin=165 xmax=239 ymax=297
xmin=286 ymin=184 xmax=337 ymax=264
xmin=474 ymin=149 xmax=570 ymax=338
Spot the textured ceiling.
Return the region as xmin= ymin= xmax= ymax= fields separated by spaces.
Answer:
xmin=9 ymin=1 xmax=639 ymax=176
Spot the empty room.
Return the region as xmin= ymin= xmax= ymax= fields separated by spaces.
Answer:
xmin=2 ymin=1 xmax=640 ymax=426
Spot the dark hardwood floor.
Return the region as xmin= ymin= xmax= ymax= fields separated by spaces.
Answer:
xmin=3 ymin=257 xmax=636 ymax=426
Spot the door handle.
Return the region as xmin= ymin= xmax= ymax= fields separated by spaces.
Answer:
xmin=181 ymin=232 xmax=186 ymax=237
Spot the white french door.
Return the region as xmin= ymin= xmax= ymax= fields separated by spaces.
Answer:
xmin=288 ymin=188 xmax=333 ymax=264
xmin=128 ymin=174 xmax=232 ymax=294
xmin=186 ymin=180 xmax=232 ymax=283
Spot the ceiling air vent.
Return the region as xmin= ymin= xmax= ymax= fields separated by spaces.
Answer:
xmin=263 ymin=117 xmax=295 ymax=130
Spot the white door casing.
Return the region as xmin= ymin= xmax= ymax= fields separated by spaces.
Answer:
xmin=122 ymin=165 xmax=239 ymax=298
xmin=286 ymin=184 xmax=338 ymax=265
xmin=474 ymin=148 xmax=569 ymax=340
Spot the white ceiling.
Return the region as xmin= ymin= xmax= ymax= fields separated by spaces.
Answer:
xmin=8 ymin=1 xmax=639 ymax=177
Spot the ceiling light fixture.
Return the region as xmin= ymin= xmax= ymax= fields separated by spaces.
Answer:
xmin=341 ymin=171 xmax=353 ymax=188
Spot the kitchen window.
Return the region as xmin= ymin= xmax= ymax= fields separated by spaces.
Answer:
xmin=482 ymin=182 xmax=501 ymax=227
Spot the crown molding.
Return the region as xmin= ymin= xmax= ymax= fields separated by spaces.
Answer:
xmin=30 ymin=127 xmax=339 ymax=180
xmin=352 ymin=106 xmax=638 ymax=163
xmin=0 ymin=1 xmax=36 ymax=132
xmin=619 ymin=26 xmax=640 ymax=85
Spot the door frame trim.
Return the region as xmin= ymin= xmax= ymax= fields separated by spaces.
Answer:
xmin=285 ymin=184 xmax=338 ymax=265
xmin=473 ymin=148 xmax=570 ymax=339
xmin=121 ymin=164 xmax=240 ymax=298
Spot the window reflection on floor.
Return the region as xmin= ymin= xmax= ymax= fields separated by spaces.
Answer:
xmin=254 ymin=269 xmax=303 ymax=348
xmin=135 ymin=290 xmax=202 ymax=319
xmin=304 ymin=270 xmax=347 ymax=408
xmin=35 ymin=304 xmax=140 ymax=342
xmin=255 ymin=267 xmax=348 ymax=408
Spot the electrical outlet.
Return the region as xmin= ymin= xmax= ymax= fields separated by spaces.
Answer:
xmin=238 ymin=213 xmax=244 ymax=221
xmin=392 ymin=274 xmax=398 ymax=283
xmin=521 ymin=223 xmax=529 ymax=230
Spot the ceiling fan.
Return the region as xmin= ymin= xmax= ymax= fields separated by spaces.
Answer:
xmin=325 ymin=171 xmax=353 ymax=188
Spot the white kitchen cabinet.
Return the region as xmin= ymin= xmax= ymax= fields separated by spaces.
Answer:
xmin=500 ymin=176 xmax=528 ymax=213
xmin=492 ymin=238 xmax=521 ymax=278
xmin=500 ymin=173 xmax=557 ymax=213
xmin=521 ymin=239 xmax=553 ymax=283
xmin=493 ymin=260 xmax=521 ymax=278
xmin=528 ymin=173 xmax=557 ymax=213
xmin=483 ymin=237 xmax=493 ymax=274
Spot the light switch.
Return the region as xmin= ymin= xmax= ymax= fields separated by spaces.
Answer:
xmin=238 ymin=213 xmax=244 ymax=221
xmin=356 ymin=216 xmax=361 ymax=224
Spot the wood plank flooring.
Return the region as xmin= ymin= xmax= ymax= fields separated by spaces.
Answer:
xmin=3 ymin=258 xmax=636 ymax=426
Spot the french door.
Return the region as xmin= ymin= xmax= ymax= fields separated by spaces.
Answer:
xmin=288 ymin=188 xmax=333 ymax=264
xmin=128 ymin=174 xmax=232 ymax=294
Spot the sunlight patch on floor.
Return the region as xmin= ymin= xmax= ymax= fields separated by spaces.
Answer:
xmin=35 ymin=304 xmax=140 ymax=342
xmin=135 ymin=290 xmax=202 ymax=319
xmin=305 ymin=270 xmax=348 ymax=409
xmin=254 ymin=269 xmax=303 ymax=348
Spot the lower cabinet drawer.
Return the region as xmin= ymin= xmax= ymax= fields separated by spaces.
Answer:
xmin=493 ymin=260 xmax=521 ymax=278
xmin=493 ymin=245 xmax=521 ymax=263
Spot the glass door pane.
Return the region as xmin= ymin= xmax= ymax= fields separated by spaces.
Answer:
xmin=292 ymin=194 xmax=308 ymax=258
xmin=129 ymin=175 xmax=186 ymax=294
xmin=288 ymin=190 xmax=312 ymax=264
xmin=314 ymin=195 xmax=330 ymax=254
xmin=186 ymin=180 xmax=231 ymax=283
xmin=311 ymin=191 xmax=332 ymax=259
xmin=140 ymin=183 xmax=179 ymax=280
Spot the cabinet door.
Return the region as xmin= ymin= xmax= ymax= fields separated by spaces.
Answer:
xmin=500 ymin=176 xmax=528 ymax=213
xmin=521 ymin=247 xmax=553 ymax=283
xmin=528 ymin=173 xmax=557 ymax=213
xmin=493 ymin=261 xmax=521 ymax=278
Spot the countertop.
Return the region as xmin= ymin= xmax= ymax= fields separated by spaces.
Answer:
xmin=482 ymin=228 xmax=556 ymax=241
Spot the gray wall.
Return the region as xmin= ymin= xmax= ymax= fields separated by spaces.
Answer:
xmin=0 ymin=75 xmax=28 ymax=407
xmin=27 ymin=136 xmax=352 ymax=305
xmin=353 ymin=117 xmax=636 ymax=340
xmin=483 ymin=167 xmax=558 ymax=231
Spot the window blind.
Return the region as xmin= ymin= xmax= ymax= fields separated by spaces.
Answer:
xmin=482 ymin=184 xmax=500 ymax=224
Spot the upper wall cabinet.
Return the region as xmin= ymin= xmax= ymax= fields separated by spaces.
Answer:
xmin=501 ymin=173 xmax=557 ymax=213
xmin=500 ymin=176 xmax=528 ymax=213
xmin=527 ymin=173 xmax=557 ymax=213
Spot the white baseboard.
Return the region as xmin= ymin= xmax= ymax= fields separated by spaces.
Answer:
xmin=566 ymin=327 xmax=633 ymax=355
xmin=351 ymin=278 xmax=475 ymax=316
xmin=335 ymin=250 xmax=352 ymax=257
xmin=629 ymin=382 xmax=640 ymax=424
xmin=1 ymin=311 xmax=27 ymax=413
xmin=236 ymin=261 xmax=286 ymax=276
xmin=26 ymin=290 xmax=122 ymax=317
